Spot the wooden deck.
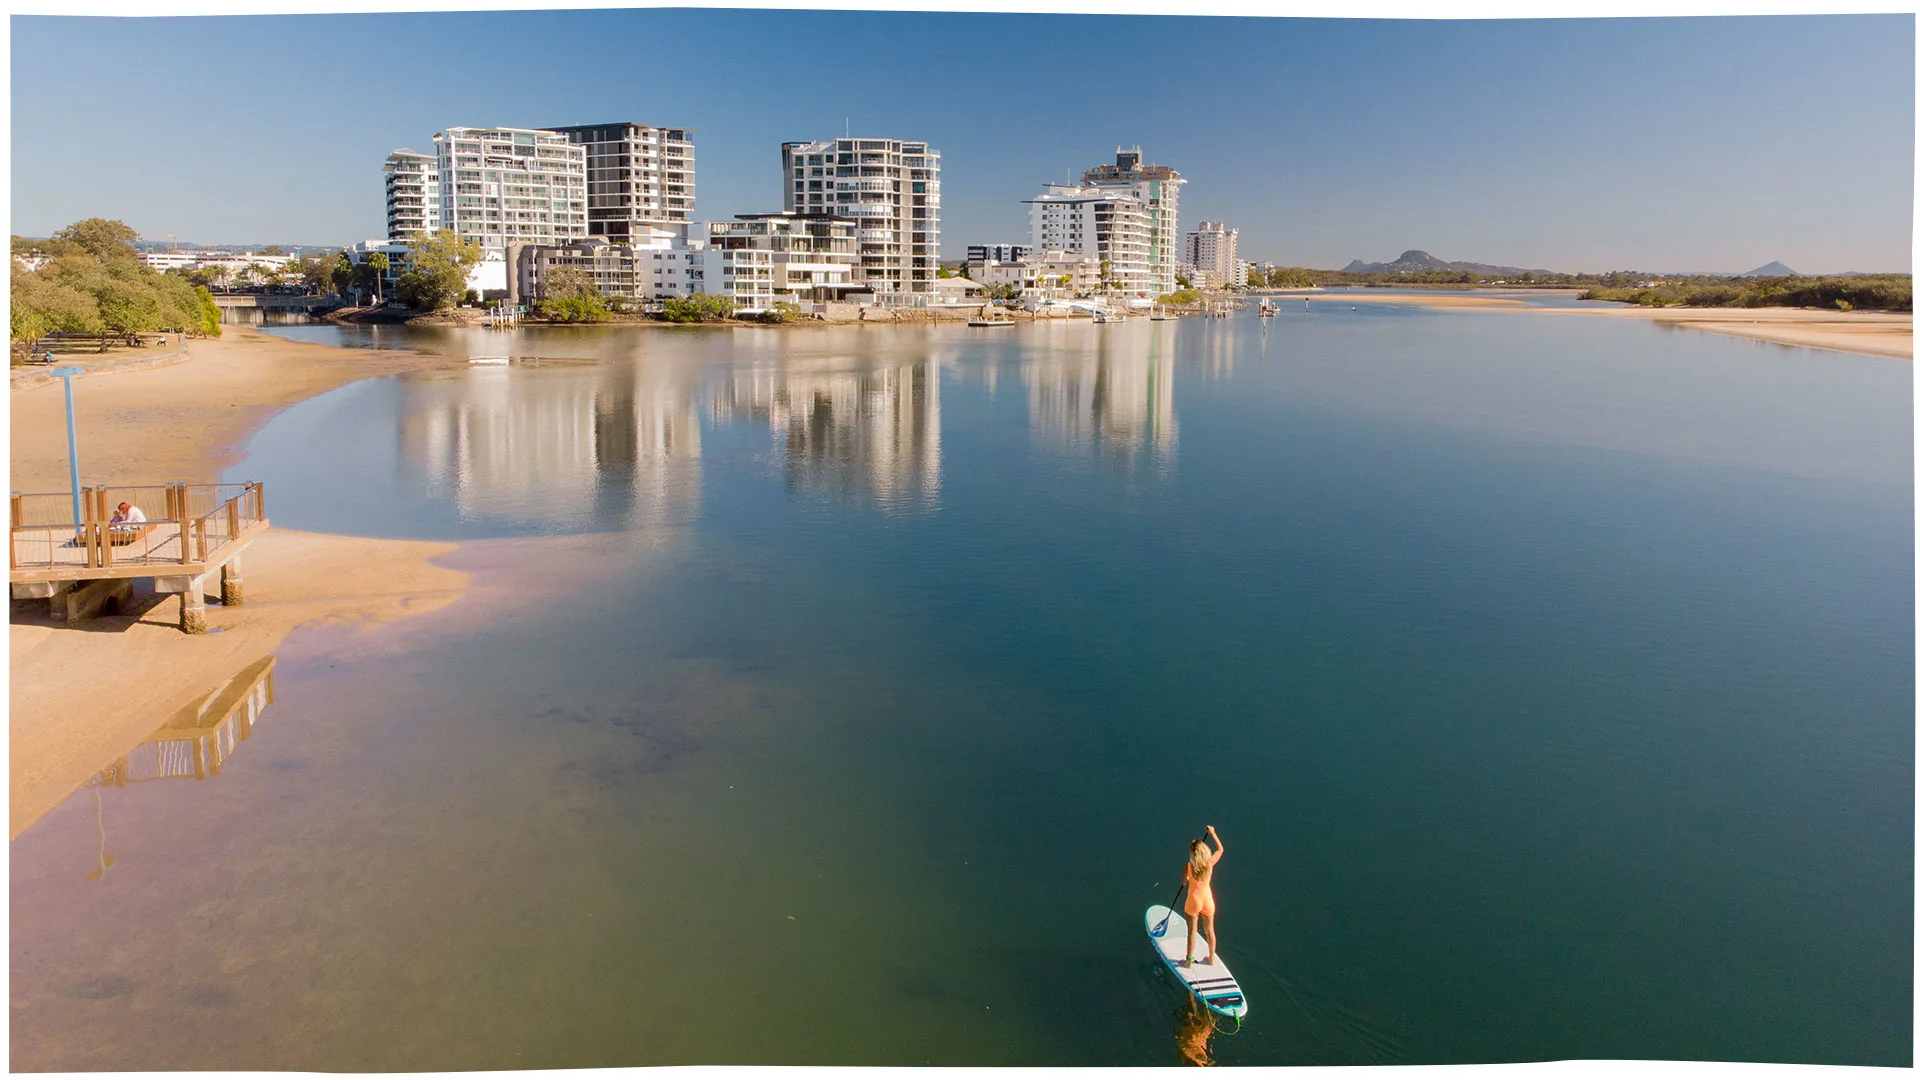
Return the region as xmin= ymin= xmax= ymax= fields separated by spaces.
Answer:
xmin=9 ymin=482 xmax=267 ymax=632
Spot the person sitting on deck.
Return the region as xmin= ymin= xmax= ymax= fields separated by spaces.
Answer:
xmin=108 ymin=501 xmax=152 ymax=544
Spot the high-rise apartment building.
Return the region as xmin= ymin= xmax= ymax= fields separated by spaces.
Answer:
xmin=431 ymin=127 xmax=587 ymax=253
xmin=1184 ymin=220 xmax=1242 ymax=289
xmin=781 ymin=137 xmax=941 ymax=300
xmin=384 ymin=150 xmax=440 ymax=241
xmin=543 ymin=123 xmax=695 ymax=244
xmin=1025 ymin=184 xmax=1152 ymax=294
xmin=1081 ymin=148 xmax=1183 ymax=296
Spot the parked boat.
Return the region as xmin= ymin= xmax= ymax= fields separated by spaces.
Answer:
xmin=968 ymin=317 xmax=1016 ymax=327
xmin=1258 ymin=298 xmax=1276 ymax=318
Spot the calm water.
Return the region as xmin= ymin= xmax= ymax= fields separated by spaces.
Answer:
xmin=11 ymin=302 xmax=1913 ymax=1068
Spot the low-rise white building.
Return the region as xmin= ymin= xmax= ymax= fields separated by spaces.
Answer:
xmin=972 ymin=249 xmax=1102 ymax=300
xmin=698 ymin=212 xmax=861 ymax=311
xmin=350 ymin=239 xmax=507 ymax=302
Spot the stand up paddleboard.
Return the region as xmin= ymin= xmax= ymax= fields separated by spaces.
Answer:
xmin=1145 ymin=904 xmax=1248 ymax=1020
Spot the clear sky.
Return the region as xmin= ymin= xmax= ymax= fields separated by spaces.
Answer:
xmin=11 ymin=10 xmax=1914 ymax=273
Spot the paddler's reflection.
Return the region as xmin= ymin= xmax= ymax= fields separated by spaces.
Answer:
xmin=1176 ymin=991 xmax=1217 ymax=1066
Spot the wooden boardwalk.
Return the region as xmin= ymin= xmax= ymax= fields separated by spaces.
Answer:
xmin=9 ymin=482 xmax=267 ymax=632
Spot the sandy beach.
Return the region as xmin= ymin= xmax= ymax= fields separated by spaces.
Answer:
xmin=1314 ymin=289 xmax=1913 ymax=358
xmin=8 ymin=327 xmax=470 ymax=838
xmin=1558 ymin=304 xmax=1913 ymax=359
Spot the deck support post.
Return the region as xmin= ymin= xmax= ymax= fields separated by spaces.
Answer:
xmin=180 ymin=576 xmax=208 ymax=634
xmin=220 ymin=555 xmax=244 ymax=607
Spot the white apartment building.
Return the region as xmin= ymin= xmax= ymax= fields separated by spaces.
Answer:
xmin=1184 ymin=220 xmax=1244 ymax=288
xmin=972 ymin=249 xmax=1102 ymax=300
xmin=432 ymin=127 xmax=587 ymax=254
xmin=545 ymin=123 xmax=695 ymax=244
xmin=385 ymin=150 xmax=441 ymax=241
xmin=1080 ymin=148 xmax=1184 ymax=297
xmin=1026 ymin=185 xmax=1152 ymax=295
xmin=700 ymin=212 xmax=860 ymax=311
xmin=781 ymin=137 xmax=941 ymax=301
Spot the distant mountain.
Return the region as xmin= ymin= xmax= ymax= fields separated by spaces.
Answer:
xmin=1340 ymin=249 xmax=1557 ymax=276
xmin=1736 ymin=260 xmax=1800 ymax=277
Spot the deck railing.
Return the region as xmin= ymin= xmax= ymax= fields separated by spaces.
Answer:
xmin=8 ymin=482 xmax=265 ymax=572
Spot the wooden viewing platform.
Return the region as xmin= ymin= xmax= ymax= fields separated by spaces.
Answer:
xmin=9 ymin=481 xmax=267 ymax=633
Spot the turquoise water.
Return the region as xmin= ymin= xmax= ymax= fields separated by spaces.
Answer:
xmin=11 ymin=305 xmax=1912 ymax=1067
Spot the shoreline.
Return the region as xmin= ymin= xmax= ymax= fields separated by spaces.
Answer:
xmin=8 ymin=327 xmax=473 ymax=838
xmin=1287 ymin=289 xmax=1912 ymax=358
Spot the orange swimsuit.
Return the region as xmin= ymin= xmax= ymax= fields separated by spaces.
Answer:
xmin=1183 ymin=861 xmax=1216 ymax=918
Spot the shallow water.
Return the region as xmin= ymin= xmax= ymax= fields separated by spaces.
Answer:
xmin=11 ymin=306 xmax=1912 ymax=1067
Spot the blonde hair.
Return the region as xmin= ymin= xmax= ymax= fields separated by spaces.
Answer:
xmin=1188 ymin=838 xmax=1210 ymax=876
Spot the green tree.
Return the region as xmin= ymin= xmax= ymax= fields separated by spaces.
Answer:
xmin=532 ymin=264 xmax=611 ymax=323
xmin=657 ymin=294 xmax=736 ymax=323
xmin=331 ymin=255 xmax=355 ymax=297
xmin=52 ymin=218 xmax=139 ymax=261
xmin=263 ymin=245 xmax=285 ymax=256
xmin=394 ymin=229 xmax=482 ymax=312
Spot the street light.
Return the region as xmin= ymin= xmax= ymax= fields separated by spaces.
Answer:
xmin=49 ymin=365 xmax=85 ymax=526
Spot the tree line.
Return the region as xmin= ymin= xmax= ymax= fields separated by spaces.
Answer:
xmin=1578 ymin=275 xmax=1911 ymax=312
xmin=11 ymin=218 xmax=221 ymax=353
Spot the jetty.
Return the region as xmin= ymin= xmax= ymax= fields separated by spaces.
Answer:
xmin=9 ymin=481 xmax=267 ymax=633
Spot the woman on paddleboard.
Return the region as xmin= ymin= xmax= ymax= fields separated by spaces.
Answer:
xmin=1182 ymin=824 xmax=1223 ymax=967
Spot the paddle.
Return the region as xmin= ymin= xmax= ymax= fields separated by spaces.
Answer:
xmin=1152 ymin=883 xmax=1188 ymax=938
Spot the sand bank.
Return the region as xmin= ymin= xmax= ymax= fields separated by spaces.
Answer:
xmin=9 ymin=327 xmax=470 ymax=838
xmin=1550 ymin=304 xmax=1913 ymax=360
xmin=1299 ymin=291 xmax=1533 ymax=310
xmin=1303 ymin=289 xmax=1911 ymax=359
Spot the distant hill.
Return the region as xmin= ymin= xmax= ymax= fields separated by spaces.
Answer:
xmin=1736 ymin=260 xmax=1800 ymax=277
xmin=1340 ymin=249 xmax=1557 ymax=276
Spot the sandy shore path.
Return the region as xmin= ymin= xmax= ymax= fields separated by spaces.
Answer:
xmin=9 ymin=327 xmax=469 ymax=838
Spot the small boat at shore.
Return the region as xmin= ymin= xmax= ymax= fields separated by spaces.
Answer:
xmin=1258 ymin=299 xmax=1276 ymax=318
xmin=968 ymin=316 xmax=1016 ymax=327
xmin=468 ymin=355 xmax=510 ymax=365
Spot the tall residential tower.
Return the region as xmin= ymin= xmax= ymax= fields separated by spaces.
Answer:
xmin=431 ymin=127 xmax=588 ymax=253
xmin=1184 ymin=220 xmax=1242 ymax=289
xmin=543 ymin=123 xmax=695 ymax=244
xmin=1081 ymin=148 xmax=1183 ymax=297
xmin=384 ymin=150 xmax=441 ymax=241
xmin=781 ymin=137 xmax=941 ymax=300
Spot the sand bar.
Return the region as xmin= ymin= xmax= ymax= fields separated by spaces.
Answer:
xmin=1550 ymin=304 xmax=1913 ymax=360
xmin=9 ymin=327 xmax=471 ymax=838
xmin=1297 ymin=288 xmax=1912 ymax=359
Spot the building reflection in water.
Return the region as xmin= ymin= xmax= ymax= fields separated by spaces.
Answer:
xmin=714 ymin=355 xmax=943 ymax=515
xmin=85 ymin=655 xmax=279 ymax=881
xmin=399 ymin=363 xmax=705 ymax=532
xmin=1023 ymin=324 xmax=1178 ymax=473
xmin=1184 ymin=317 xmax=1240 ymax=382
xmin=388 ymin=321 xmax=1233 ymax=523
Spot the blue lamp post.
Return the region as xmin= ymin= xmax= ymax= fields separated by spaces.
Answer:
xmin=49 ymin=366 xmax=85 ymax=525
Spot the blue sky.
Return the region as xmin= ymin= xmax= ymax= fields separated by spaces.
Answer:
xmin=11 ymin=11 xmax=1914 ymax=273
